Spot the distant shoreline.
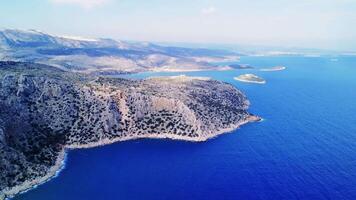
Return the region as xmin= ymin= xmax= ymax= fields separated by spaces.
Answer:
xmin=260 ymin=66 xmax=286 ymax=72
xmin=149 ymin=65 xmax=233 ymax=73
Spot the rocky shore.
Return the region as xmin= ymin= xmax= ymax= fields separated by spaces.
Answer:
xmin=1 ymin=151 xmax=67 ymax=199
xmin=0 ymin=61 xmax=259 ymax=199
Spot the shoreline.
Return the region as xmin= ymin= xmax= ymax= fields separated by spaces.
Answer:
xmin=3 ymin=150 xmax=68 ymax=200
xmin=2 ymin=115 xmax=260 ymax=199
xmin=66 ymin=115 xmax=261 ymax=149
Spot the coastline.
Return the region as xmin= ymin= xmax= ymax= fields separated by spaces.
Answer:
xmin=2 ymin=115 xmax=260 ymax=199
xmin=66 ymin=115 xmax=261 ymax=150
xmin=2 ymin=150 xmax=67 ymax=200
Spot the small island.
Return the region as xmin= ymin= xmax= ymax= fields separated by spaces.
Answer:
xmin=234 ymin=74 xmax=266 ymax=84
xmin=260 ymin=66 xmax=286 ymax=71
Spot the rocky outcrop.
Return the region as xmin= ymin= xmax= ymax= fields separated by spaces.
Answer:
xmin=0 ymin=62 xmax=259 ymax=199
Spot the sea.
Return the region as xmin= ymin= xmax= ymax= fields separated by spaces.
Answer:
xmin=14 ymin=56 xmax=356 ymax=200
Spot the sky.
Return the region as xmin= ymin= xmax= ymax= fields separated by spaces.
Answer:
xmin=0 ymin=0 xmax=356 ymax=51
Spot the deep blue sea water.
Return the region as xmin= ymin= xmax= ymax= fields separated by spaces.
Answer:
xmin=14 ymin=56 xmax=356 ymax=200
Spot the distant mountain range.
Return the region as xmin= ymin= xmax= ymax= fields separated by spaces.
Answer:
xmin=0 ymin=29 xmax=239 ymax=74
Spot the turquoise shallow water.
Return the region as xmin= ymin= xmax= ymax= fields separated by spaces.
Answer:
xmin=14 ymin=56 xmax=356 ymax=200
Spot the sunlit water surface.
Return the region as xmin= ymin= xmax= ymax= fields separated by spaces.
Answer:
xmin=15 ymin=56 xmax=356 ymax=200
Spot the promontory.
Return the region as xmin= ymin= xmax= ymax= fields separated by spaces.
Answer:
xmin=0 ymin=61 xmax=259 ymax=199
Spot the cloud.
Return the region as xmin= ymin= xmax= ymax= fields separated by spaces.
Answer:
xmin=50 ymin=0 xmax=109 ymax=9
xmin=201 ymin=6 xmax=217 ymax=15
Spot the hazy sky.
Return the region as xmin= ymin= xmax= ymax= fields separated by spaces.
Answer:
xmin=1 ymin=0 xmax=355 ymax=51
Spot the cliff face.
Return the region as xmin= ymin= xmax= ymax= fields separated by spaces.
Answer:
xmin=0 ymin=62 xmax=257 ymax=198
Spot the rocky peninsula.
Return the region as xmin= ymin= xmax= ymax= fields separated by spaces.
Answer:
xmin=0 ymin=61 xmax=259 ymax=199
